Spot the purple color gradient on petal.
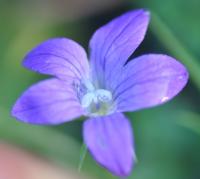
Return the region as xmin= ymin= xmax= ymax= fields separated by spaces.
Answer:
xmin=11 ymin=8 xmax=190 ymax=177
xmin=23 ymin=38 xmax=89 ymax=83
xmin=113 ymin=54 xmax=189 ymax=112
xmin=12 ymin=78 xmax=83 ymax=124
xmin=89 ymin=9 xmax=150 ymax=87
xmin=83 ymin=113 xmax=134 ymax=177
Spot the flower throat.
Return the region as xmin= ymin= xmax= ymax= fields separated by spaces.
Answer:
xmin=75 ymin=80 xmax=114 ymax=117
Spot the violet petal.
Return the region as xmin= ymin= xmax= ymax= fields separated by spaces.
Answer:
xmin=113 ymin=54 xmax=189 ymax=112
xmin=23 ymin=38 xmax=89 ymax=83
xmin=83 ymin=113 xmax=135 ymax=177
xmin=12 ymin=78 xmax=83 ymax=124
xmin=89 ymin=9 xmax=150 ymax=87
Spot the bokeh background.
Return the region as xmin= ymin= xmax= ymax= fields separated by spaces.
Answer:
xmin=0 ymin=0 xmax=200 ymax=178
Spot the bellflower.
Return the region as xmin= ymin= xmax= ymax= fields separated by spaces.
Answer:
xmin=12 ymin=9 xmax=188 ymax=177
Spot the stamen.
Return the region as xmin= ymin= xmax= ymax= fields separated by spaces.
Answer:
xmin=81 ymin=92 xmax=96 ymax=108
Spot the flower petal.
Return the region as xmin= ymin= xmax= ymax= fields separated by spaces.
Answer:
xmin=89 ymin=9 xmax=150 ymax=86
xmin=23 ymin=38 xmax=89 ymax=82
xmin=113 ymin=54 xmax=189 ymax=112
xmin=12 ymin=78 xmax=83 ymax=124
xmin=83 ymin=113 xmax=135 ymax=177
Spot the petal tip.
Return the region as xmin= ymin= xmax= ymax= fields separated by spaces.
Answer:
xmin=178 ymin=69 xmax=189 ymax=93
xmin=182 ymin=67 xmax=189 ymax=84
xmin=137 ymin=8 xmax=151 ymax=18
xmin=144 ymin=10 xmax=151 ymax=18
xmin=115 ymin=163 xmax=133 ymax=177
xmin=11 ymin=100 xmax=28 ymax=123
xmin=11 ymin=104 xmax=17 ymax=118
xmin=22 ymin=57 xmax=31 ymax=69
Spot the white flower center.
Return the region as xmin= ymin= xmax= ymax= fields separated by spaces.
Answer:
xmin=79 ymin=80 xmax=114 ymax=116
xmin=81 ymin=89 xmax=112 ymax=108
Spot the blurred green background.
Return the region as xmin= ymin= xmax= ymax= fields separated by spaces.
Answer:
xmin=0 ymin=0 xmax=200 ymax=178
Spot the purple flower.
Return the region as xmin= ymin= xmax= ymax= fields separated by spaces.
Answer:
xmin=11 ymin=9 xmax=188 ymax=177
